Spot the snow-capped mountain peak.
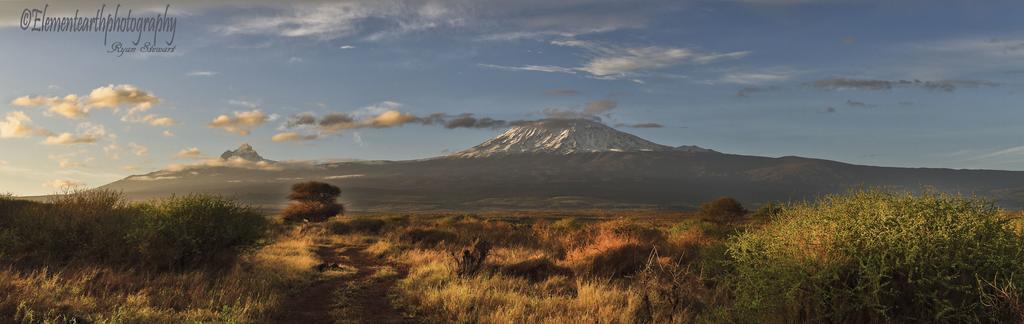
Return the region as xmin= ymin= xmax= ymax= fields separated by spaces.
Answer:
xmin=452 ymin=118 xmax=692 ymax=158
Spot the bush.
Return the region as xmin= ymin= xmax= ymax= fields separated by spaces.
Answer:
xmin=699 ymin=197 xmax=747 ymax=224
xmin=129 ymin=194 xmax=268 ymax=269
xmin=0 ymin=190 xmax=138 ymax=266
xmin=0 ymin=190 xmax=267 ymax=270
xmin=282 ymin=181 xmax=344 ymax=223
xmin=728 ymin=190 xmax=1024 ymax=322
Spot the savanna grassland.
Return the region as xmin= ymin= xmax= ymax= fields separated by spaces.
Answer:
xmin=3 ymin=189 xmax=1024 ymax=323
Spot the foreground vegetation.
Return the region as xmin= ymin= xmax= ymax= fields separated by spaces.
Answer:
xmin=331 ymin=191 xmax=1024 ymax=323
xmin=3 ymin=188 xmax=1024 ymax=322
xmin=0 ymin=191 xmax=319 ymax=322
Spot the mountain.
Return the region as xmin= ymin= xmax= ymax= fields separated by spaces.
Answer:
xmin=99 ymin=119 xmax=1024 ymax=211
xmin=220 ymin=143 xmax=272 ymax=162
xmin=451 ymin=119 xmax=681 ymax=158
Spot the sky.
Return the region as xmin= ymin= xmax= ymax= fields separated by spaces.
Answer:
xmin=0 ymin=0 xmax=1023 ymax=195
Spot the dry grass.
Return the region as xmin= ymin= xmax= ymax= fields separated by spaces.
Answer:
xmin=0 ymin=226 xmax=320 ymax=323
xmin=324 ymin=213 xmax=729 ymax=323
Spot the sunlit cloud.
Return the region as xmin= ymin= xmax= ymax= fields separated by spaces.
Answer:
xmin=0 ymin=111 xmax=52 ymax=139
xmin=11 ymin=84 xmax=162 ymax=121
xmin=272 ymin=132 xmax=319 ymax=142
xmin=208 ymin=110 xmax=270 ymax=135
xmin=42 ymin=123 xmax=108 ymax=145
xmin=176 ymin=147 xmax=203 ymax=158
xmin=43 ymin=179 xmax=85 ymax=189
xmin=128 ymin=142 xmax=149 ymax=156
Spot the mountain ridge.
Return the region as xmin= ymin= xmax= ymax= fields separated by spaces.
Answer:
xmin=96 ymin=119 xmax=1024 ymax=210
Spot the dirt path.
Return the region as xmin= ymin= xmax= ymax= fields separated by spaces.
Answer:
xmin=274 ymin=242 xmax=415 ymax=323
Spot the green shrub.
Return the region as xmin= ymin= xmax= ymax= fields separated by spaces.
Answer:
xmin=728 ymin=190 xmax=1024 ymax=322
xmin=699 ymin=197 xmax=747 ymax=224
xmin=0 ymin=190 xmax=266 ymax=270
xmin=0 ymin=190 xmax=138 ymax=265
xmin=129 ymin=194 xmax=268 ymax=269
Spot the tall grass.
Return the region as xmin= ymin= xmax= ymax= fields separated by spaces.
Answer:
xmin=0 ymin=190 xmax=266 ymax=269
xmin=1 ymin=226 xmax=319 ymax=322
xmin=0 ymin=190 xmax=318 ymax=322
xmin=343 ymin=214 xmax=727 ymax=323
xmin=728 ymin=190 xmax=1024 ymax=322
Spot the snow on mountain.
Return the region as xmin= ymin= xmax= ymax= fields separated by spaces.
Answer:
xmin=451 ymin=118 xmax=705 ymax=158
xmin=220 ymin=143 xmax=273 ymax=162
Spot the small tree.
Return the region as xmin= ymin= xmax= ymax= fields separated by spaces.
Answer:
xmin=288 ymin=182 xmax=341 ymax=203
xmin=281 ymin=181 xmax=344 ymax=223
xmin=699 ymin=197 xmax=747 ymax=224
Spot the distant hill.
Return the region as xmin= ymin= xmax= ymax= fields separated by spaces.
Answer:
xmin=99 ymin=119 xmax=1024 ymax=211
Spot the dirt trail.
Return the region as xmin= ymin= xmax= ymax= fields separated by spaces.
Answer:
xmin=274 ymin=243 xmax=415 ymax=323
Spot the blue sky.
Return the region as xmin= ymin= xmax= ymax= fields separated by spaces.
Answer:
xmin=1 ymin=0 xmax=1022 ymax=195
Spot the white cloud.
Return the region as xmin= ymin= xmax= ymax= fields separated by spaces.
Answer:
xmin=104 ymin=143 xmax=122 ymax=160
xmin=128 ymin=142 xmax=149 ymax=156
xmin=164 ymin=157 xmax=310 ymax=172
xmin=228 ymin=99 xmax=260 ymax=108
xmin=916 ymin=36 xmax=1024 ymax=59
xmin=208 ymin=110 xmax=270 ymax=135
xmin=482 ymin=40 xmax=750 ymax=80
xmin=177 ymin=147 xmax=202 ymax=158
xmin=47 ymin=151 xmax=96 ymax=169
xmin=86 ymin=84 xmax=160 ymax=117
xmin=0 ymin=111 xmax=51 ymax=139
xmin=142 ymin=114 xmax=177 ymax=126
xmin=212 ymin=1 xmax=679 ymax=42
xmin=567 ymin=43 xmax=749 ymax=77
xmin=186 ymin=71 xmax=219 ymax=76
xmin=352 ymin=131 xmax=364 ymax=146
xmin=718 ymin=72 xmax=793 ymax=85
xmin=287 ymin=56 xmax=304 ymax=64
xmin=340 ymin=45 xmax=356 ymax=49
xmin=42 ymin=123 xmax=107 ymax=145
xmin=973 ymin=146 xmax=1024 ymax=161
xmin=477 ymin=63 xmax=577 ymax=74
xmin=324 ymin=174 xmax=364 ymax=180
xmin=163 ymin=130 xmax=175 ymax=137
xmin=12 ymin=95 xmax=86 ymax=119
xmin=11 ymin=84 xmax=161 ymax=121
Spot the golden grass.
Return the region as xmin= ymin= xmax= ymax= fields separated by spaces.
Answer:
xmin=0 ymin=226 xmax=320 ymax=323
xmin=345 ymin=214 xmax=725 ymax=323
xmin=395 ymin=251 xmax=642 ymax=323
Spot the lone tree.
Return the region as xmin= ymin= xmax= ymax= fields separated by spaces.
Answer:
xmin=699 ymin=197 xmax=747 ymax=224
xmin=281 ymin=181 xmax=344 ymax=223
